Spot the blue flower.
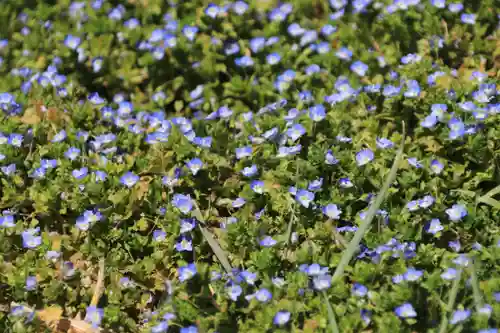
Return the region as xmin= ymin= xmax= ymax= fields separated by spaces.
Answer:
xmin=322 ymin=204 xmax=342 ymax=219
xmin=241 ymin=164 xmax=258 ymax=177
xmin=273 ymin=311 xmax=291 ymax=326
xmin=403 ymin=267 xmax=423 ymax=281
xmin=25 ymin=276 xmax=37 ymax=291
xmin=448 ymin=118 xmax=465 ymax=140
xmin=312 ymin=274 xmax=332 ymax=291
xmin=296 ymin=189 xmax=314 ymax=208
xmin=120 ymin=172 xmax=139 ymax=188
xmin=175 ymin=237 xmax=193 ymax=252
xmin=178 ymin=263 xmax=197 ymax=282
xmin=232 ymin=1 xmax=249 ymax=15
xmin=441 ymin=268 xmax=458 ymax=280
xmin=172 ymin=194 xmax=194 ymax=214
xmin=1 ymin=163 xmax=16 ymax=176
xmin=236 ymin=146 xmax=252 ymax=159
xmin=8 ymin=133 xmax=23 ymax=147
xmin=232 ymin=197 xmax=246 ymax=208
xmin=72 ymin=167 xmax=88 ymax=180
xmin=0 ymin=214 xmax=15 ymax=228
xmin=350 ymin=61 xmax=368 ymax=76
xmin=266 ymin=53 xmax=281 ymax=65
xmin=250 ymin=180 xmax=265 ymax=194
xmin=352 ymin=283 xmax=368 ymax=297
xmin=309 ymin=104 xmax=326 ymax=122
xmin=65 ymin=147 xmax=81 ymax=160
xmin=64 ymin=34 xmax=81 ymax=49
xmin=180 ymin=326 xmax=198 ymax=333
xmin=461 ymin=13 xmax=476 ymax=24
xmin=186 ymin=158 xmax=203 ymax=175
xmin=356 ymin=149 xmax=374 ymax=166
xmin=335 ymin=47 xmax=352 ymax=60
xmin=394 ymin=303 xmax=416 ymax=318
xmin=84 ymin=306 xmax=104 ymax=328
xmin=254 ymin=288 xmax=272 ymax=302
xmin=235 ymin=56 xmax=254 ymax=67
xmin=151 ymin=321 xmax=168 ymax=333
xmin=22 ymin=228 xmax=42 ymax=249
xmin=52 ymin=130 xmax=67 ymax=143
xmin=376 ymin=138 xmax=394 ymax=149
xmin=339 ymin=177 xmax=354 ymax=188
xmin=450 ymin=309 xmax=471 ymax=324
xmin=425 ymin=218 xmax=443 ymax=234
xmin=153 ymin=229 xmax=166 ymax=241
xmin=446 ymin=204 xmax=467 ymax=221
xmin=260 ymin=236 xmax=277 ymax=247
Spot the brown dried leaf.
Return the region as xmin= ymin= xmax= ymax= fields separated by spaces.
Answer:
xmin=18 ymin=107 xmax=42 ymax=125
xmin=37 ymin=306 xmax=63 ymax=325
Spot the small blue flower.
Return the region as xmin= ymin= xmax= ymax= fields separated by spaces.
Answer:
xmin=352 ymin=283 xmax=368 ymax=297
xmin=232 ymin=197 xmax=246 ymax=208
xmin=64 ymin=34 xmax=81 ymax=49
xmin=339 ymin=177 xmax=354 ymax=188
xmin=403 ymin=267 xmax=423 ymax=282
xmin=241 ymin=164 xmax=258 ymax=177
xmin=186 ymin=158 xmax=203 ymax=175
xmin=309 ymin=104 xmax=326 ymax=122
xmin=266 ymin=52 xmax=281 ymax=65
xmin=120 ymin=172 xmax=139 ymax=188
xmin=351 ymin=61 xmax=368 ymax=76
xmin=65 ymin=147 xmax=81 ymax=160
xmin=8 ymin=133 xmax=23 ymax=147
xmin=84 ymin=305 xmax=104 ymax=328
xmin=22 ymin=228 xmax=42 ymax=249
xmin=356 ymin=149 xmax=374 ymax=166
xmin=308 ymin=178 xmax=323 ymax=191
xmin=441 ymin=268 xmax=458 ymax=280
xmin=273 ymin=311 xmax=291 ymax=326
xmin=72 ymin=167 xmax=88 ymax=180
xmin=52 ymin=130 xmax=67 ymax=143
xmin=250 ymin=180 xmax=265 ymax=194
xmin=172 ymin=194 xmax=194 ymax=214
xmin=408 ymin=157 xmax=423 ymax=168
xmin=286 ymin=124 xmax=306 ymax=142
xmin=260 ymin=236 xmax=277 ymax=247
xmin=312 ymin=274 xmax=331 ymax=291
xmin=254 ymin=288 xmax=272 ymax=302
xmin=175 ymin=237 xmax=193 ymax=252
xmin=226 ymin=283 xmax=242 ymax=301
xmin=178 ymin=263 xmax=197 ymax=282
xmin=376 ymin=138 xmax=394 ymax=149
xmin=425 ymin=218 xmax=443 ymax=235
xmin=151 ymin=321 xmax=169 ymax=333
xmin=296 ymin=189 xmax=314 ymax=208
xmin=461 ymin=13 xmax=476 ymax=24
xmin=450 ymin=309 xmax=471 ymax=324
xmin=394 ymin=303 xmax=416 ymax=318
xmin=236 ymin=146 xmax=252 ymax=159
xmin=446 ymin=204 xmax=467 ymax=221
xmin=0 ymin=214 xmax=15 ymax=228
xmin=25 ymin=276 xmax=37 ymax=291
xmin=153 ymin=229 xmax=167 ymax=241
xmin=322 ymin=204 xmax=342 ymax=219
xmin=430 ymin=159 xmax=444 ymax=174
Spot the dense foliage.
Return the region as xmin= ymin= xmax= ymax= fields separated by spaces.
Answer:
xmin=0 ymin=0 xmax=499 ymax=332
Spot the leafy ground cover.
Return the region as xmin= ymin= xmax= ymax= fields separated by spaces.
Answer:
xmin=0 ymin=0 xmax=499 ymax=332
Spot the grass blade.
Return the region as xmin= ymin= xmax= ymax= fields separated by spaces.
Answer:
xmin=332 ymin=122 xmax=406 ymax=281
xmin=322 ymin=291 xmax=340 ymax=333
xmin=192 ymin=202 xmax=233 ymax=274
xmin=198 ymin=225 xmax=233 ymax=274
xmin=438 ymin=267 xmax=463 ymax=333
xmin=469 ymin=257 xmax=483 ymax=312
